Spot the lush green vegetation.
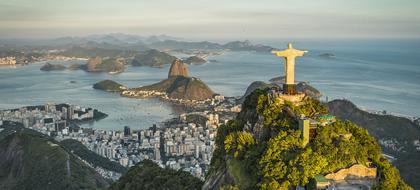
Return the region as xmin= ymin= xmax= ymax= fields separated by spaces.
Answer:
xmin=328 ymin=99 xmax=420 ymax=189
xmin=131 ymin=49 xmax=176 ymax=67
xmin=93 ymin=80 xmax=126 ymax=92
xmin=224 ymin=131 xmax=255 ymax=159
xmin=60 ymin=139 xmax=127 ymax=173
xmin=108 ymin=159 xmax=203 ymax=190
xmin=0 ymin=121 xmax=109 ymax=190
xmin=208 ymin=89 xmax=412 ymax=190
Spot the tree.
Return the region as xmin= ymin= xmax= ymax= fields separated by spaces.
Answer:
xmin=225 ymin=131 xmax=255 ymax=159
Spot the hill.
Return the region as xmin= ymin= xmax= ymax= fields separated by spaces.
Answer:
xmin=0 ymin=121 xmax=109 ymax=190
xmin=149 ymin=40 xmax=222 ymax=50
xmin=204 ymin=89 xmax=411 ymax=190
xmin=60 ymin=139 xmax=127 ymax=174
xmin=223 ymin=40 xmax=274 ymax=52
xmin=93 ymin=80 xmax=127 ymax=92
xmin=237 ymin=81 xmax=278 ymax=103
xmin=59 ymin=46 xmax=133 ymax=58
xmin=130 ymin=59 xmax=214 ymax=101
xmin=131 ymin=49 xmax=177 ymax=67
xmin=138 ymin=76 xmax=214 ymax=101
xmin=327 ymin=99 xmax=420 ymax=189
xmin=86 ymin=56 xmax=125 ymax=73
xmin=108 ymin=159 xmax=203 ymax=190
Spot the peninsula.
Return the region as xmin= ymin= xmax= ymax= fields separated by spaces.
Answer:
xmin=122 ymin=59 xmax=214 ymax=103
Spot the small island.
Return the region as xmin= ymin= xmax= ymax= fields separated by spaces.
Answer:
xmin=183 ymin=56 xmax=207 ymax=65
xmin=93 ymin=80 xmax=127 ymax=92
xmin=40 ymin=63 xmax=66 ymax=71
xmin=319 ymin=53 xmax=336 ymax=59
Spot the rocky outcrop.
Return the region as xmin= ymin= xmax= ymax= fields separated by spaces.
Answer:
xmin=40 ymin=63 xmax=66 ymax=71
xmin=238 ymin=81 xmax=278 ymax=103
xmin=168 ymin=59 xmax=189 ymax=78
xmin=296 ymin=82 xmax=322 ymax=98
xmin=86 ymin=56 xmax=102 ymax=71
xmin=269 ymin=76 xmax=322 ymax=98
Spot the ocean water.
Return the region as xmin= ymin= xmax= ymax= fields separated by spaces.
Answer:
xmin=0 ymin=39 xmax=419 ymax=130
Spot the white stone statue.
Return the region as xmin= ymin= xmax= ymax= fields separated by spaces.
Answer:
xmin=272 ymin=43 xmax=307 ymax=94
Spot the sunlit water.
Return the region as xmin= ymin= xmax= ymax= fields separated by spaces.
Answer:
xmin=1 ymin=39 xmax=419 ymax=130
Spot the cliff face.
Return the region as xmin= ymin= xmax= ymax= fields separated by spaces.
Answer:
xmin=168 ymin=59 xmax=189 ymax=78
xmin=0 ymin=122 xmax=109 ymax=190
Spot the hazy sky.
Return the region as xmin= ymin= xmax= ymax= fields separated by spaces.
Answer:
xmin=1 ymin=0 xmax=419 ymax=39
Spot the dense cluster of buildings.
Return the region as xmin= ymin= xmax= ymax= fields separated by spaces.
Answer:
xmin=0 ymin=103 xmax=98 ymax=136
xmin=0 ymin=56 xmax=17 ymax=65
xmin=0 ymin=100 xmax=238 ymax=180
xmin=122 ymin=89 xmax=216 ymax=105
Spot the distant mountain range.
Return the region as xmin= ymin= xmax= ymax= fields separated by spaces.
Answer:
xmin=1 ymin=33 xmax=277 ymax=53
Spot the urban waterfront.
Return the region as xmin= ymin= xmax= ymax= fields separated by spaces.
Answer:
xmin=1 ymin=39 xmax=420 ymax=132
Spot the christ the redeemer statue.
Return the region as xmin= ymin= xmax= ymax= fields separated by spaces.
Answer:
xmin=272 ymin=43 xmax=307 ymax=95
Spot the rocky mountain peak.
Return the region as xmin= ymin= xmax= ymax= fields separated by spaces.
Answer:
xmin=168 ymin=59 xmax=189 ymax=78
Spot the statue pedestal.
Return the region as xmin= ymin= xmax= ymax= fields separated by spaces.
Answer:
xmin=276 ymin=93 xmax=306 ymax=105
xmin=283 ymin=84 xmax=297 ymax=95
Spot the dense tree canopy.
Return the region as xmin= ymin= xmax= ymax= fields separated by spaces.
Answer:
xmin=208 ymin=89 xmax=412 ymax=190
xmin=109 ymin=160 xmax=203 ymax=190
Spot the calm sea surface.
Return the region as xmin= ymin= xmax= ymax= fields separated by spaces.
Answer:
xmin=1 ymin=39 xmax=419 ymax=130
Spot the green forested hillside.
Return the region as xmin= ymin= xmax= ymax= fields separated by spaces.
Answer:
xmin=109 ymin=159 xmax=203 ymax=190
xmin=0 ymin=121 xmax=109 ymax=190
xmin=205 ymin=89 xmax=411 ymax=190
